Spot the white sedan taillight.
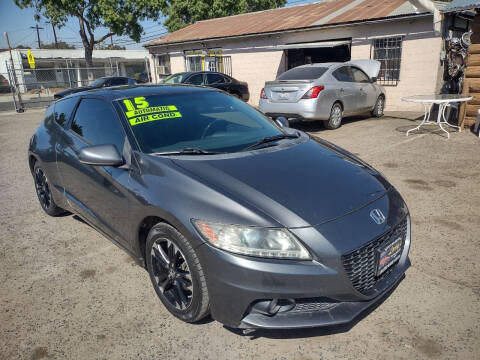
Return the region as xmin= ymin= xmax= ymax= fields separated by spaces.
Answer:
xmin=260 ymin=88 xmax=267 ymax=99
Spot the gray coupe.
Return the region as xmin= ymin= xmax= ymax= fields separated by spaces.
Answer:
xmin=28 ymin=84 xmax=410 ymax=330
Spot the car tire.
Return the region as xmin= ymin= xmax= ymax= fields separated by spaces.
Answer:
xmin=323 ymin=102 xmax=343 ymax=130
xmin=371 ymin=95 xmax=385 ymax=118
xmin=146 ymin=222 xmax=210 ymax=323
xmin=33 ymin=162 xmax=65 ymax=216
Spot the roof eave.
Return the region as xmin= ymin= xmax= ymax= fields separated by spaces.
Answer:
xmin=144 ymin=12 xmax=433 ymax=49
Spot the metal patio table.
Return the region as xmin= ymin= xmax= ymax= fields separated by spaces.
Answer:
xmin=402 ymin=94 xmax=472 ymax=139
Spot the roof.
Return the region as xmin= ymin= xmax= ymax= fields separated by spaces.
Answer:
xmin=146 ymin=0 xmax=431 ymax=47
xmin=67 ymin=84 xmax=217 ymax=101
xmin=441 ymin=0 xmax=480 ymax=12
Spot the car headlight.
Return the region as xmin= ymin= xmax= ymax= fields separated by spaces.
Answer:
xmin=192 ymin=220 xmax=311 ymax=260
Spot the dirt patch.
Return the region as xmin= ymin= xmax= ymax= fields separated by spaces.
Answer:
xmin=434 ymin=180 xmax=456 ymax=188
xmin=383 ymin=162 xmax=399 ymax=168
xmin=413 ymin=336 xmax=443 ymax=358
xmin=404 ymin=179 xmax=433 ymax=191
xmin=434 ymin=219 xmax=463 ymax=231
xmin=79 ymin=269 xmax=96 ymax=280
xmin=31 ymin=347 xmax=48 ymax=360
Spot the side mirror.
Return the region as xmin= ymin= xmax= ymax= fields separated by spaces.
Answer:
xmin=371 ymin=77 xmax=377 ymax=83
xmin=78 ymin=144 xmax=124 ymax=167
xmin=275 ymin=117 xmax=289 ymax=128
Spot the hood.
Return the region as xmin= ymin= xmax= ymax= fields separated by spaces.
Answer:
xmin=346 ymin=60 xmax=381 ymax=79
xmin=172 ymin=137 xmax=390 ymax=228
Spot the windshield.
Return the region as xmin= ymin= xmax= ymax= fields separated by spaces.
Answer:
xmin=89 ymin=78 xmax=105 ymax=87
xmin=163 ymin=73 xmax=190 ymax=84
xmin=277 ymin=67 xmax=328 ymax=80
xmin=118 ymin=91 xmax=284 ymax=153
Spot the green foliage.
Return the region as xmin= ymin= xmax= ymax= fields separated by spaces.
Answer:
xmin=14 ymin=0 xmax=162 ymax=68
xmin=40 ymin=41 xmax=75 ymax=49
xmin=159 ymin=0 xmax=287 ymax=32
xmin=14 ymin=44 xmax=31 ymax=49
xmin=94 ymin=44 xmax=126 ymax=50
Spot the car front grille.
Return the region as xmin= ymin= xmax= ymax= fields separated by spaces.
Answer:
xmin=341 ymin=218 xmax=408 ymax=295
xmin=291 ymin=298 xmax=338 ymax=313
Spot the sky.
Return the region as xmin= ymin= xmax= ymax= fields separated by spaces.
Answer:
xmin=0 ymin=0 xmax=318 ymax=51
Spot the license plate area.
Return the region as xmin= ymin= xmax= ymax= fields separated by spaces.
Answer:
xmin=376 ymin=236 xmax=403 ymax=276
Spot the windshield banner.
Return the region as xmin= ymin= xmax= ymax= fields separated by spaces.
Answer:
xmin=123 ymin=97 xmax=182 ymax=126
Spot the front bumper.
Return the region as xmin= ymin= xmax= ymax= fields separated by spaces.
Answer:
xmin=196 ymin=215 xmax=411 ymax=329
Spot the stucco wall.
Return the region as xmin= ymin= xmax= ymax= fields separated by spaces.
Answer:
xmin=148 ymin=15 xmax=442 ymax=112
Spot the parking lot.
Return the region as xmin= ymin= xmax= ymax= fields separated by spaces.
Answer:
xmin=0 ymin=109 xmax=479 ymax=360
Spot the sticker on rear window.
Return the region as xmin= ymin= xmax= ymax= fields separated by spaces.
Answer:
xmin=122 ymin=97 xmax=182 ymax=126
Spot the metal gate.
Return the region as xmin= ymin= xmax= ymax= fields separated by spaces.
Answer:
xmin=1 ymin=58 xmax=150 ymax=113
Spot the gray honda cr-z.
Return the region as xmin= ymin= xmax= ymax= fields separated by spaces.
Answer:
xmin=28 ymin=84 xmax=410 ymax=330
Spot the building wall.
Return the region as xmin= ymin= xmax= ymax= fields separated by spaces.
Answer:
xmin=148 ymin=15 xmax=441 ymax=112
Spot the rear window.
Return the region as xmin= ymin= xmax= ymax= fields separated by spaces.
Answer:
xmin=277 ymin=67 xmax=328 ymax=80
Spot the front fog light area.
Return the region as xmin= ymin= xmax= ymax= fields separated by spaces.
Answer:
xmin=192 ymin=220 xmax=311 ymax=260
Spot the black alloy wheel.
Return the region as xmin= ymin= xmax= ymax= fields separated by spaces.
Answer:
xmin=35 ymin=167 xmax=52 ymax=210
xmin=150 ymin=237 xmax=193 ymax=310
xmin=146 ymin=223 xmax=210 ymax=322
xmin=32 ymin=162 xmax=65 ymax=216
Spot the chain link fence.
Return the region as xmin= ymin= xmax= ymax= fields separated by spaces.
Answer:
xmin=1 ymin=58 xmax=150 ymax=112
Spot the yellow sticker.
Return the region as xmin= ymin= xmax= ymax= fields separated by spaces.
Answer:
xmin=125 ymin=105 xmax=178 ymax=119
xmin=129 ymin=111 xmax=182 ymax=126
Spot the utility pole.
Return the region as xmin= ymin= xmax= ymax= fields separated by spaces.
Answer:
xmin=47 ymin=22 xmax=58 ymax=48
xmin=4 ymin=32 xmax=24 ymax=112
xmin=30 ymin=24 xmax=44 ymax=48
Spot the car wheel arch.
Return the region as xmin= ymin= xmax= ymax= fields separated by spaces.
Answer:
xmin=28 ymin=153 xmax=40 ymax=174
xmin=136 ymin=213 xmax=202 ymax=268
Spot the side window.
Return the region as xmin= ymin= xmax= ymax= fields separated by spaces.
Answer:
xmin=185 ymin=74 xmax=204 ymax=85
xmin=70 ymin=98 xmax=125 ymax=154
xmin=109 ymin=78 xmax=128 ymax=86
xmin=43 ymin=104 xmax=54 ymax=126
xmin=206 ymin=73 xmax=225 ymax=84
xmin=54 ymin=97 xmax=78 ymax=128
xmin=351 ymin=67 xmax=370 ymax=83
xmin=332 ymin=67 xmax=353 ymax=82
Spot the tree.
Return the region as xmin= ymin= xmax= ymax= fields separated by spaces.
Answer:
xmin=159 ymin=0 xmax=287 ymax=32
xmin=41 ymin=41 xmax=75 ymax=49
xmin=14 ymin=0 xmax=162 ymax=79
xmin=14 ymin=45 xmax=31 ymax=49
xmin=94 ymin=43 xmax=126 ymax=50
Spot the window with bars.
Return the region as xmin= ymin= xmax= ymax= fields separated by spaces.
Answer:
xmin=185 ymin=56 xmax=202 ymax=72
xmin=372 ymin=37 xmax=403 ymax=86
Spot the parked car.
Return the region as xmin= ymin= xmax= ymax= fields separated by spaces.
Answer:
xmin=259 ymin=60 xmax=385 ymax=129
xmin=53 ymin=76 xmax=137 ymax=99
xmin=135 ymin=72 xmax=150 ymax=84
xmin=29 ymin=85 xmax=410 ymax=330
xmin=0 ymin=74 xmax=11 ymax=94
xmin=163 ymin=71 xmax=249 ymax=101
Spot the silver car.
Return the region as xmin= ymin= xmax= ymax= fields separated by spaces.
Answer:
xmin=259 ymin=60 xmax=386 ymax=129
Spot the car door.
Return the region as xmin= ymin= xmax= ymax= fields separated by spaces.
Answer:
xmin=55 ymin=97 xmax=132 ymax=247
xmin=184 ymin=73 xmax=205 ymax=85
xmin=350 ymin=66 xmax=377 ymax=111
xmin=331 ymin=66 xmax=357 ymax=115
